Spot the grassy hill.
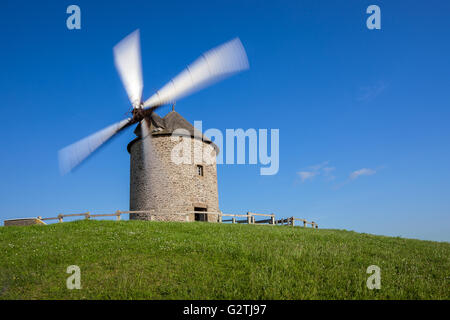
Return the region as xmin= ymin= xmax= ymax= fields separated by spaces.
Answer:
xmin=0 ymin=220 xmax=448 ymax=299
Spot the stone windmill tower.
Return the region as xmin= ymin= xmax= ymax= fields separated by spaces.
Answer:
xmin=58 ymin=30 xmax=248 ymax=222
xmin=127 ymin=108 xmax=220 ymax=222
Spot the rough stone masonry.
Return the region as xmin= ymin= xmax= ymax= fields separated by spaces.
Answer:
xmin=127 ymin=110 xmax=219 ymax=223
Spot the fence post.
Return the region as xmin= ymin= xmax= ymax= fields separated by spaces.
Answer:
xmin=218 ymin=213 xmax=222 ymax=223
xmin=232 ymin=217 xmax=236 ymax=224
xmin=271 ymin=214 xmax=275 ymax=225
xmin=247 ymin=212 xmax=252 ymax=224
xmin=116 ymin=210 xmax=121 ymax=221
xmin=291 ymin=217 xmax=294 ymax=227
xmin=58 ymin=214 xmax=63 ymax=223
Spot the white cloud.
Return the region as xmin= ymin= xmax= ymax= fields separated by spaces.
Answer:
xmin=322 ymin=167 xmax=336 ymax=181
xmin=350 ymin=168 xmax=376 ymax=180
xmin=308 ymin=161 xmax=329 ymax=171
xmin=356 ymin=81 xmax=387 ymax=102
xmin=297 ymin=161 xmax=334 ymax=183
xmin=297 ymin=171 xmax=318 ymax=182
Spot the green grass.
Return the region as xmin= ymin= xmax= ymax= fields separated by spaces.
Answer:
xmin=0 ymin=220 xmax=449 ymax=299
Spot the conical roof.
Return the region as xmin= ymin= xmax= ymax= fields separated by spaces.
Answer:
xmin=155 ymin=110 xmax=200 ymax=136
xmin=128 ymin=110 xmax=219 ymax=153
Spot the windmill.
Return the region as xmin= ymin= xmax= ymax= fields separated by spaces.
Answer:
xmin=58 ymin=29 xmax=248 ymax=175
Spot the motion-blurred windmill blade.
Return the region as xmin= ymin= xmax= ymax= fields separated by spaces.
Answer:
xmin=143 ymin=37 xmax=249 ymax=109
xmin=58 ymin=118 xmax=132 ymax=175
xmin=113 ymin=29 xmax=143 ymax=107
xmin=140 ymin=117 xmax=156 ymax=162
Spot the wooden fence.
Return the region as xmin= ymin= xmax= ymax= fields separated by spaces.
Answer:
xmin=9 ymin=211 xmax=318 ymax=229
xmin=217 ymin=212 xmax=275 ymax=225
xmin=38 ymin=211 xmax=123 ymax=223
xmin=276 ymin=216 xmax=318 ymax=229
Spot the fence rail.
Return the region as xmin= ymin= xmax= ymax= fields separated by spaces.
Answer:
xmin=8 ymin=211 xmax=318 ymax=229
xmin=275 ymin=217 xmax=318 ymax=228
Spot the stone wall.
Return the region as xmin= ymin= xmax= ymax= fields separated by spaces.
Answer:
xmin=128 ymin=133 xmax=219 ymax=222
xmin=4 ymin=218 xmax=46 ymax=226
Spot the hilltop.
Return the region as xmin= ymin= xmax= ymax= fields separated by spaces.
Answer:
xmin=0 ymin=220 xmax=448 ymax=299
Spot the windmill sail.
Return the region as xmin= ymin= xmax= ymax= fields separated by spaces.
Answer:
xmin=58 ymin=118 xmax=131 ymax=175
xmin=143 ymin=38 xmax=249 ymax=109
xmin=113 ymin=29 xmax=143 ymax=107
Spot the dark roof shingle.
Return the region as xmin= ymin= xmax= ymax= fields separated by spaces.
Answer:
xmin=128 ymin=110 xmax=219 ymax=153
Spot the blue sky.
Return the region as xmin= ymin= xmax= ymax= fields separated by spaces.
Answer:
xmin=0 ymin=1 xmax=449 ymax=241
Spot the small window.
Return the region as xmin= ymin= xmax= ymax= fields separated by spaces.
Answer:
xmin=197 ymin=165 xmax=204 ymax=176
xmin=194 ymin=207 xmax=207 ymax=221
